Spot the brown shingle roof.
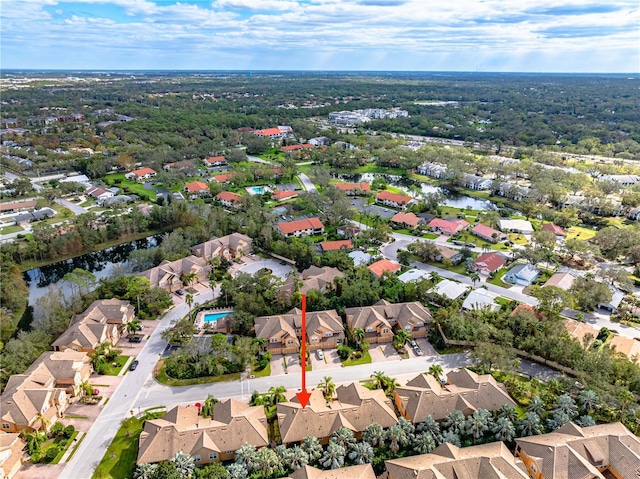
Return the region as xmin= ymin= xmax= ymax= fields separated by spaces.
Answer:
xmin=290 ymin=464 xmax=375 ymax=479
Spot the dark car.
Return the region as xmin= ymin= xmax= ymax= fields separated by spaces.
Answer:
xmin=128 ymin=335 xmax=142 ymax=343
xmin=129 ymin=360 xmax=139 ymax=371
xmin=466 ymin=243 xmax=476 ymax=248
xmin=175 ymin=289 xmax=185 ymax=296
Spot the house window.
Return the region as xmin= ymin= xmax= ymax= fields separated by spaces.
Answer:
xmin=193 ymin=455 xmax=201 ymax=462
xmin=382 ymin=328 xmax=390 ymax=334
xmin=226 ymin=450 xmax=233 ymax=454
xmin=405 ymin=326 xmax=411 ymax=331
xmin=366 ymin=327 xmax=374 ymax=333
xmin=209 ymin=453 xmax=218 ymax=460
xmin=270 ymin=338 xmax=278 ymax=343
xmin=325 ymin=332 xmax=332 ymax=337
xmin=287 ymin=339 xmax=294 ymax=345
xmin=416 ymin=321 xmax=424 ymax=327
xmin=2 ymin=423 xmax=9 ymax=429
xmin=72 ymin=346 xmax=78 ymax=351
xmin=311 ymin=337 xmax=318 ymax=342
xmin=42 ymin=405 xmax=48 ymax=414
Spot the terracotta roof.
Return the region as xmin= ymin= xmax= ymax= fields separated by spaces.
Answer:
xmin=277 ymin=218 xmax=324 ymax=235
xmin=428 ymin=218 xmax=469 ymax=234
xmin=474 ymin=252 xmax=507 ymax=273
xmin=130 ymin=167 xmax=156 ymax=176
xmin=391 ymin=212 xmax=422 ymax=227
xmin=185 ymin=181 xmax=209 ymax=193
xmin=211 ymin=173 xmax=236 ymax=182
xmin=609 ymin=336 xmax=640 ymax=364
xmin=272 ymin=190 xmax=298 ymax=201
xmin=335 ymin=183 xmax=371 ymax=192
xmin=215 ymin=191 xmax=242 ymax=203
xmin=563 ymin=319 xmax=599 ymax=348
xmin=471 ymin=223 xmax=505 ymax=239
xmin=254 ymin=127 xmax=283 ymax=136
xmin=542 ymin=223 xmax=566 ymax=236
xmin=319 ymin=240 xmax=353 ymax=252
xmin=368 ymin=259 xmax=401 ymax=278
xmin=376 ymin=190 xmax=413 ymax=205
xmin=205 ymin=156 xmax=226 ymax=164
xmin=280 ymin=144 xmax=314 ymax=151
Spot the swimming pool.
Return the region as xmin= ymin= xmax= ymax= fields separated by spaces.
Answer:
xmin=245 ymin=186 xmax=272 ymax=195
xmin=204 ymin=311 xmax=234 ymax=323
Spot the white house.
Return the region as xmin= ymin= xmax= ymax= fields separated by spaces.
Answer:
xmin=497 ymin=219 xmax=534 ymax=235
xmin=462 ymin=289 xmax=501 ymax=312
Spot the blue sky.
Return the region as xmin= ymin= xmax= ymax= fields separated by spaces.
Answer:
xmin=1 ymin=0 xmax=638 ymax=72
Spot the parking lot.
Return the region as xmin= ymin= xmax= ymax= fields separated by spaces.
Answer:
xmin=351 ymin=198 xmax=398 ymax=219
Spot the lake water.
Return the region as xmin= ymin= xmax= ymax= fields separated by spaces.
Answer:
xmin=24 ymin=234 xmax=163 ymax=306
xmin=334 ymin=173 xmax=498 ymax=211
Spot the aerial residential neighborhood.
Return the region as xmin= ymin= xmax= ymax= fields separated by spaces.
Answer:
xmin=0 ymin=71 xmax=639 ymax=479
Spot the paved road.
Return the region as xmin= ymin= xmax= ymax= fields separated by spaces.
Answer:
xmin=298 ymin=173 xmax=318 ymax=193
xmin=60 ymin=290 xmax=213 ymax=479
xmin=247 ymin=155 xmax=273 ymax=165
xmin=55 ymin=198 xmax=88 ymax=215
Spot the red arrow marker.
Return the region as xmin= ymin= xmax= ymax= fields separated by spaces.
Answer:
xmin=296 ymin=294 xmax=311 ymax=408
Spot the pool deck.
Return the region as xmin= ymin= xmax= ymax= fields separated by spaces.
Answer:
xmin=245 ymin=185 xmax=273 ymax=196
xmin=194 ymin=309 xmax=234 ymax=332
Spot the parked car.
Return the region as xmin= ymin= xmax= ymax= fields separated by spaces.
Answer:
xmin=410 ymin=340 xmax=423 ymax=356
xmin=466 ymin=243 xmax=476 ymax=248
xmin=175 ymin=289 xmax=185 ymax=296
xmin=316 ymin=349 xmax=324 ymax=360
xmin=129 ymin=360 xmax=139 ymax=371
xmin=128 ymin=335 xmax=142 ymax=343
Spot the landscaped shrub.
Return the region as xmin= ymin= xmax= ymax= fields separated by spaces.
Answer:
xmin=44 ymin=446 xmax=60 ymax=463
xmin=63 ymin=425 xmax=75 ymax=439
xmin=50 ymin=422 xmax=65 ymax=438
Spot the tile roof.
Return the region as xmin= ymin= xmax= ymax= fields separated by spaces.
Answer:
xmin=215 ymin=191 xmax=242 ymax=203
xmin=368 ymin=259 xmax=401 ymax=278
xmin=376 ymin=190 xmax=413 ymax=205
xmin=211 ymin=173 xmax=236 ymax=182
xmin=435 ymin=244 xmax=461 ymax=260
xmin=428 ymin=218 xmax=469 ymax=234
xmin=335 ymin=183 xmax=371 ymax=192
xmin=541 ymin=223 xmax=566 ymax=236
xmin=277 ymin=383 xmax=397 ymax=444
xmin=185 ymin=181 xmax=209 ymax=193
xmin=0 ymin=200 xmax=37 ymax=212
xmin=289 ymin=464 xmax=375 ymax=479
xmin=319 ymin=240 xmax=353 ymax=252
xmin=272 ymin=190 xmax=299 ymax=201
xmin=205 ymin=155 xmax=226 ymax=164
xmin=277 ymin=218 xmax=324 ymax=235
xmin=130 ymin=167 xmax=156 ymax=176
xmin=137 ymin=401 xmax=268 ymax=464
xmin=471 ymin=223 xmax=505 ymax=240
xmin=391 ymin=212 xmax=422 ymax=227
xmin=280 ymin=144 xmax=314 ymax=151
xmin=254 ymin=127 xmax=283 ymax=136
xmin=474 ymin=252 xmax=507 ymax=273
xmin=544 ymin=272 xmax=576 ymax=290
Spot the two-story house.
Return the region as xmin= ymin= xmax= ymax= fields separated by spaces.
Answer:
xmin=277 ymin=218 xmax=325 ymax=237
xmin=375 ymin=191 xmax=413 ymax=209
xmin=345 ymin=300 xmax=432 ymax=343
xmin=125 ymin=167 xmax=156 ymax=182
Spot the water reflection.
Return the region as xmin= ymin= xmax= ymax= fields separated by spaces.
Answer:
xmin=24 ymin=234 xmax=162 ymax=304
xmin=333 ymin=173 xmax=497 ymax=211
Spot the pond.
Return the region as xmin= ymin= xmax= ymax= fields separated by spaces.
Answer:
xmin=334 ymin=173 xmax=497 ymax=211
xmin=24 ymin=234 xmax=163 ymax=306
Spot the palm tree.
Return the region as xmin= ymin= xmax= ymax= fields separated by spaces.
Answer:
xmin=393 ymin=330 xmax=411 ymax=350
xmin=439 ymin=430 xmax=461 ymax=447
xmin=575 ymin=415 xmax=596 ymax=427
xmin=268 ymin=385 xmax=287 ymax=407
xmin=320 ymin=442 xmax=345 ymax=470
xmin=577 ymin=390 xmax=599 ymax=415
xmin=417 ymin=415 xmax=441 ymax=439
xmin=363 ymin=423 xmax=385 ymax=448
xmin=443 ymin=410 xmax=466 ymax=436
xmin=429 ymin=271 xmax=442 ymax=285
xmin=252 ymin=337 xmax=266 ymax=352
xmin=517 ymin=412 xmax=542 ymax=437
xmin=185 ymin=293 xmax=194 ymax=318
xmin=227 ymin=463 xmax=249 ymax=479
xmin=253 ymin=448 xmax=279 ymax=477
xmin=133 ymin=463 xmax=158 ymax=479
xmin=348 ymin=442 xmax=374 ymax=465
xmin=428 ymin=364 xmax=444 ymax=382
xmin=370 ymin=371 xmax=390 ymax=390
xmin=548 ymin=411 xmax=571 ymax=430
xmin=470 ymin=272 xmax=481 ymax=287
xmin=288 ymin=446 xmax=309 ymax=471
xmin=181 ymin=271 xmax=197 ymax=287
xmin=302 ymin=436 xmax=323 ymax=463
xmin=492 ymin=417 xmax=516 ymax=442
xmin=35 ymin=412 xmax=50 ymax=432
xmin=386 ymin=423 xmax=409 ymax=453
xmin=22 ymin=430 xmax=45 ymax=455
xmin=618 ymin=389 xmax=635 ymax=420
xmin=412 ymin=431 xmax=436 ymax=454
xmin=465 ymin=409 xmax=491 ymax=444
xmin=352 ymin=327 xmax=365 ymax=347
xmin=397 ymin=417 xmax=415 ymax=436
xmin=498 ymin=404 xmax=518 ymax=423
xmin=317 ymin=376 xmax=336 ymax=401
xmin=235 ymin=443 xmax=258 ymax=471
xmin=527 ymin=395 xmax=545 ymax=416
xmin=554 ymin=394 xmax=578 ymax=418
xmin=331 ymin=427 xmax=356 ymax=450
xmin=126 ymin=319 xmax=142 ymax=336
xmin=170 ymin=451 xmax=195 ymax=478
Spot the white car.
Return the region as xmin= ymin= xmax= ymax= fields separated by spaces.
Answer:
xmin=316 ymin=349 xmax=324 ymax=360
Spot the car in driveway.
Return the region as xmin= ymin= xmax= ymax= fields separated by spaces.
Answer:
xmin=128 ymin=335 xmax=142 ymax=343
xmin=316 ymin=349 xmax=324 ymax=360
xmin=175 ymin=289 xmax=185 ymax=296
xmin=410 ymin=340 xmax=423 ymax=356
xmin=129 ymin=360 xmax=139 ymax=371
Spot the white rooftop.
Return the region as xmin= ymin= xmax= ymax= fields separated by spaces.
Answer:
xmin=349 ymin=250 xmax=372 ymax=267
xmin=432 ymin=279 xmax=468 ymax=300
xmin=462 ymin=288 xmax=500 ymax=312
xmin=398 ymin=269 xmax=430 ymax=283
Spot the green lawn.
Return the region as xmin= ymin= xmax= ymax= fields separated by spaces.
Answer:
xmin=426 ymin=260 xmax=469 ymax=276
xmin=342 ymin=351 xmax=372 ymax=367
xmin=508 ymin=233 xmax=528 ymax=245
xmin=155 ymin=360 xmax=241 ymax=386
xmin=103 ymin=356 xmax=130 ymax=376
xmin=566 ymin=225 xmax=597 ymax=241
xmin=92 ymin=412 xmax=164 ymax=479
xmin=119 ymin=180 xmax=157 ymax=201
xmin=486 ymin=268 xmax=509 ymax=287
xmin=252 ymin=362 xmax=271 ymax=378
xmin=0 ymin=224 xmax=24 ymax=234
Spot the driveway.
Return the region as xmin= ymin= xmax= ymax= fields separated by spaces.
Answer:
xmin=311 ymin=349 xmax=340 ymax=371
xmin=369 ymin=343 xmax=399 ymax=362
xmin=236 ymin=259 xmax=293 ymax=279
xmin=298 ymin=173 xmax=318 ymax=193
